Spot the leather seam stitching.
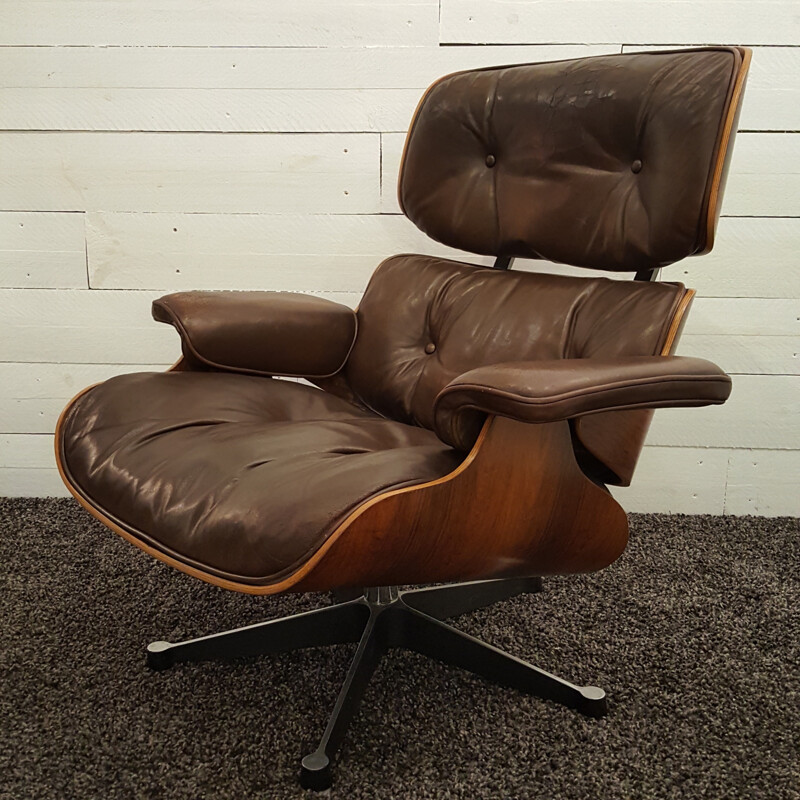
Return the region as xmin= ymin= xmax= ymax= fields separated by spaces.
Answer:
xmin=440 ymin=372 xmax=730 ymax=408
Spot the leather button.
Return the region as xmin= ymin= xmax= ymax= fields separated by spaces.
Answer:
xmin=424 ymin=342 xmax=436 ymax=354
xmin=485 ymin=154 xmax=496 ymax=168
xmin=631 ymin=159 xmax=643 ymax=174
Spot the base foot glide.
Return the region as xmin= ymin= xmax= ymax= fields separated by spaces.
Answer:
xmin=300 ymin=752 xmax=332 ymax=791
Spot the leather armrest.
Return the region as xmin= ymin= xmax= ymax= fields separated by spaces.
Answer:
xmin=152 ymin=291 xmax=357 ymax=378
xmin=433 ymin=356 xmax=732 ymax=450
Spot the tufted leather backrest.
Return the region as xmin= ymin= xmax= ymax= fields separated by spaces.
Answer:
xmin=346 ymin=255 xmax=691 ymax=483
xmin=399 ymin=47 xmax=749 ymax=271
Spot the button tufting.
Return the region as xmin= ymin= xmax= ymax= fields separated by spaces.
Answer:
xmin=424 ymin=342 xmax=436 ymax=354
xmin=485 ymin=154 xmax=496 ymax=168
xmin=631 ymin=159 xmax=643 ymax=174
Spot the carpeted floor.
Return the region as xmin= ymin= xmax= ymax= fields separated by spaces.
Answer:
xmin=0 ymin=498 xmax=797 ymax=800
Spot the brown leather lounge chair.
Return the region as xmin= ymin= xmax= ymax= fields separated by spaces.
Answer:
xmin=56 ymin=47 xmax=750 ymax=790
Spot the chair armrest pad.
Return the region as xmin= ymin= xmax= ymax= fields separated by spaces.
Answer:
xmin=152 ymin=291 xmax=357 ymax=377
xmin=433 ymin=356 xmax=732 ymax=450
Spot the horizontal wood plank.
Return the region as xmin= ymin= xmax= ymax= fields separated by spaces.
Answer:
xmin=725 ymin=449 xmax=800 ymax=516
xmin=0 ymin=289 xmax=176 ymax=364
xmin=0 ymin=435 xmax=67 ymax=496
xmin=0 ymin=88 xmax=420 ymax=133
xmin=679 ymin=217 xmax=800 ymax=299
xmin=610 ymin=446 xmax=728 ymax=514
xmin=439 ymin=0 xmax=800 ymax=46
xmin=2 ymin=44 xmax=792 ymax=132
xmin=381 ymin=133 xmax=406 ymax=213
xmin=0 ymin=363 xmax=168 ymax=434
xmin=681 ymin=298 xmax=798 ymax=338
xmin=0 ymin=212 xmax=87 ymax=288
xmin=0 ymin=0 xmax=439 ymax=47
xmin=0 ymin=132 xmax=379 ymax=214
xmin=647 ymin=375 xmax=799 ymax=450
xmin=0 ymin=45 xmax=618 ymax=90
xmin=722 ymin=134 xmax=800 ymax=217
xmin=1 ymin=434 xmax=56 ymax=468
xmin=86 ymin=212 xmax=800 ymax=299
xmin=722 ymin=46 xmax=800 ymax=132
xmin=86 ymin=212 xmax=490 ymax=291
xmin=677 ymin=335 xmax=799 ymax=376
xmin=0 ymin=469 xmax=68 ymax=496
xmin=622 ymin=46 xmax=800 ymax=132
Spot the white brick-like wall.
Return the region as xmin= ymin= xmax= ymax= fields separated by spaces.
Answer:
xmin=1 ymin=1 xmax=797 ymax=516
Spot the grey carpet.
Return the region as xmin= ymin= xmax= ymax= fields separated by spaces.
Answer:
xmin=0 ymin=498 xmax=797 ymax=800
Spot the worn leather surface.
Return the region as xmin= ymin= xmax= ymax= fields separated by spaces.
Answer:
xmin=347 ymin=254 xmax=687 ymax=466
xmin=400 ymin=48 xmax=742 ymax=270
xmin=59 ymin=373 xmax=460 ymax=584
xmin=433 ymin=356 xmax=731 ymax=450
xmin=152 ymin=291 xmax=357 ymax=378
xmin=57 ymin=49 xmax=744 ymax=585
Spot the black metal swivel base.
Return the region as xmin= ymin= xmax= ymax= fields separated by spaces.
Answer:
xmin=146 ymin=577 xmax=607 ymax=791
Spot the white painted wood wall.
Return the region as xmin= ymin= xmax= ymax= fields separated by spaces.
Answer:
xmin=0 ymin=0 xmax=797 ymax=516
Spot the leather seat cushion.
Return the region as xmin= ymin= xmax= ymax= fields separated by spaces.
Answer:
xmin=59 ymin=372 xmax=461 ymax=585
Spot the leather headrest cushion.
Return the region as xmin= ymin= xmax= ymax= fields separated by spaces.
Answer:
xmin=399 ymin=48 xmax=747 ymax=271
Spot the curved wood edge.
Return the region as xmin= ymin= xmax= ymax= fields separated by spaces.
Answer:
xmin=168 ymin=356 xmax=188 ymax=371
xmin=53 ymin=379 xmax=488 ymax=595
xmin=701 ymin=46 xmax=752 ymax=254
xmin=55 ymin=380 xmax=628 ymax=596
xmin=291 ymin=415 xmax=630 ymax=592
xmin=661 ymin=289 xmax=696 ymax=356
xmin=396 ymin=69 xmax=457 ymax=216
xmin=54 ymin=381 xmax=283 ymax=595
